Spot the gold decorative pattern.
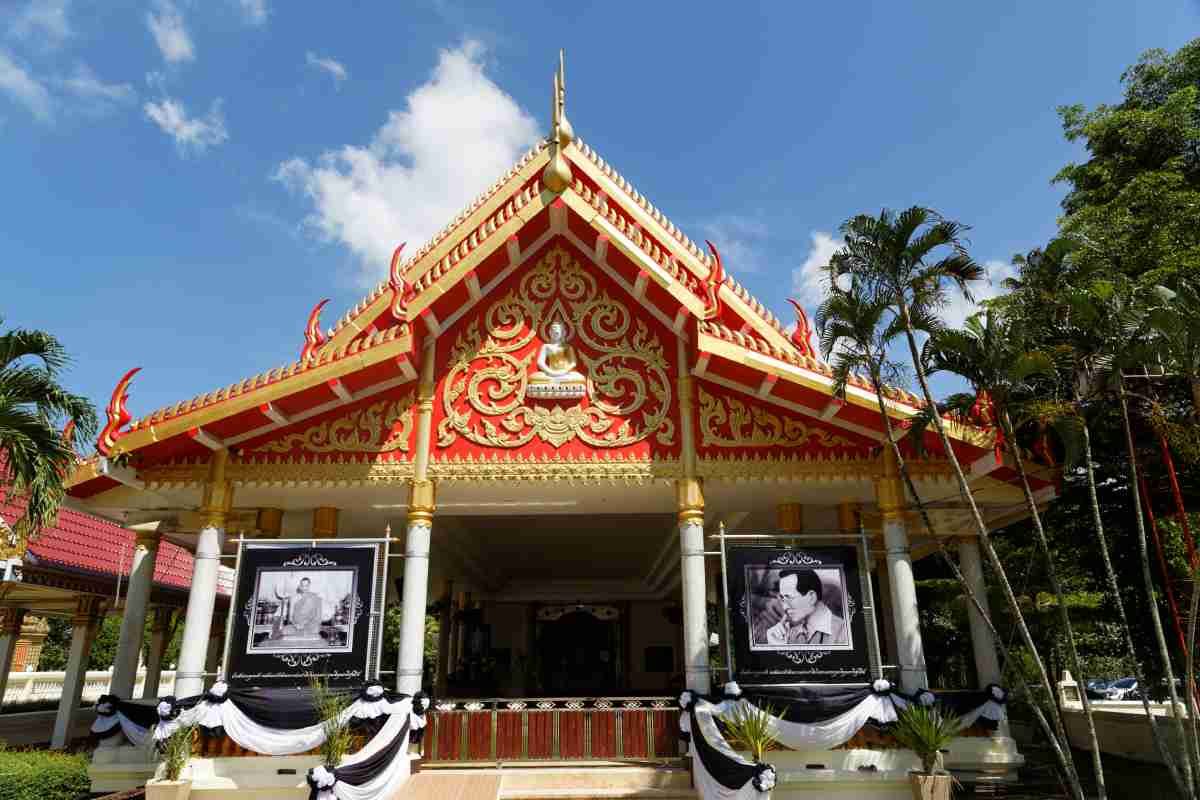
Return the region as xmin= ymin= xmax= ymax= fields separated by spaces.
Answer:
xmin=437 ymin=246 xmax=676 ymax=450
xmin=697 ymin=386 xmax=859 ymax=449
xmin=253 ymin=394 xmax=414 ymax=454
xmin=430 ymin=453 xmax=682 ymax=483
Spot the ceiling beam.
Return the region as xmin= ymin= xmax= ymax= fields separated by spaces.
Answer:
xmin=186 ymin=427 xmax=225 ymax=451
xmin=259 ymin=402 xmax=290 ymax=426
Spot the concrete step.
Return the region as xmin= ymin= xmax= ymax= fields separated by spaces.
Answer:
xmin=411 ymin=765 xmax=696 ymax=800
xmin=398 ymin=771 xmax=502 ymax=799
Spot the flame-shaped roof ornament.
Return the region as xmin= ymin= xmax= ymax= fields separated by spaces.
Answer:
xmin=542 ymin=49 xmax=573 ymax=193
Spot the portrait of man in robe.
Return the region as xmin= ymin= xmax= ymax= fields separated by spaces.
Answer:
xmin=247 ymin=568 xmax=357 ymax=654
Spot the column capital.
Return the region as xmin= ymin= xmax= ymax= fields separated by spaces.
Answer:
xmin=313 ymin=506 xmax=340 ymax=539
xmin=134 ymin=528 xmax=162 ymax=552
xmin=150 ymin=606 xmax=174 ymax=632
xmin=777 ymin=502 xmax=803 ymax=533
xmin=408 ymin=479 xmax=437 ymax=524
xmin=676 ymin=477 xmax=704 ymax=523
xmin=0 ymin=608 xmax=26 ymax=635
xmin=72 ymin=596 xmax=104 ymax=627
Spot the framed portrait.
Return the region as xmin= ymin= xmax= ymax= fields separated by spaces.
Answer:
xmin=225 ymin=541 xmax=387 ymax=687
xmin=728 ymin=545 xmax=877 ymax=685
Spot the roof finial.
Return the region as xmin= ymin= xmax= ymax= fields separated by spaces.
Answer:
xmin=542 ymin=49 xmax=573 ymax=193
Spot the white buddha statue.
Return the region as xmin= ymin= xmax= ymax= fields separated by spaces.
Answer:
xmin=528 ymin=320 xmax=587 ymax=399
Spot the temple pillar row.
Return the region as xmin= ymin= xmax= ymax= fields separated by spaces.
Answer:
xmin=51 ymin=596 xmax=104 ymax=749
xmin=175 ymin=449 xmax=232 ymax=698
xmin=958 ymin=537 xmax=1002 ymax=687
xmin=110 ymin=528 xmax=161 ymax=698
xmin=0 ymin=608 xmax=26 ymax=707
xmin=677 ymin=477 xmax=710 ymax=694
xmin=396 ymin=335 xmax=437 ymax=694
xmin=397 ymin=481 xmax=434 ymax=694
xmin=876 ymin=449 xmax=928 ymax=693
xmin=142 ymin=606 xmax=174 ymax=699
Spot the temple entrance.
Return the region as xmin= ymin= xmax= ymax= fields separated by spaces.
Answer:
xmin=536 ymin=605 xmax=622 ymax=695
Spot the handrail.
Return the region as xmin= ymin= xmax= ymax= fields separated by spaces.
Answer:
xmin=425 ymin=695 xmax=680 ymax=763
xmin=1 ymin=669 xmax=176 ymax=706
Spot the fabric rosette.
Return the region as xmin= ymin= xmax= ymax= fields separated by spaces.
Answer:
xmin=871 ymin=678 xmax=892 ymax=695
xmin=916 ymin=689 xmax=937 ymax=707
xmin=157 ymin=696 xmax=182 ymax=721
xmin=986 ymin=684 xmax=1008 ymax=704
xmin=752 ymin=764 xmax=777 ymax=793
xmin=95 ymin=694 xmax=118 ymax=716
xmin=722 ymin=681 xmax=743 ymax=700
xmin=204 ymin=681 xmax=230 ymax=704
xmin=678 ymin=690 xmax=696 ymax=711
xmin=307 ymin=764 xmax=338 ymax=800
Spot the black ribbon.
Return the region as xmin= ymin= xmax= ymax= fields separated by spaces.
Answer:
xmin=688 ymin=705 xmax=761 ymax=791
xmin=306 ymin=718 xmax=412 ymax=800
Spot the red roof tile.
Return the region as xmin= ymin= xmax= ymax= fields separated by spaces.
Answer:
xmin=1 ymin=496 xmax=209 ymax=593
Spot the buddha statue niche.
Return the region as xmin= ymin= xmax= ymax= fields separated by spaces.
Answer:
xmin=528 ymin=319 xmax=587 ymax=399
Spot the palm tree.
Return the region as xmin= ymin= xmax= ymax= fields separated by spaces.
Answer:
xmin=815 ymin=283 xmax=1087 ymax=800
xmin=825 ymin=207 xmax=1087 ymax=797
xmin=0 ymin=322 xmax=96 ymax=546
xmin=926 ymin=309 xmax=1108 ymax=797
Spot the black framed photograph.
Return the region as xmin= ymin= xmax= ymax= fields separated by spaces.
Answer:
xmin=728 ymin=545 xmax=876 ymax=685
xmin=225 ymin=542 xmax=386 ymax=687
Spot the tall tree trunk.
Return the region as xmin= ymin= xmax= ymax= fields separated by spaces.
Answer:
xmin=1074 ymin=385 xmax=1189 ymax=796
xmin=1191 ymin=377 xmax=1200 ymax=421
xmin=1161 ymin=433 xmax=1200 ymax=772
xmin=895 ymin=303 xmax=1083 ymax=793
xmin=1117 ymin=378 xmax=1198 ymax=786
xmin=866 ymin=374 xmax=1085 ymax=800
xmin=1003 ymin=408 xmax=1108 ymax=799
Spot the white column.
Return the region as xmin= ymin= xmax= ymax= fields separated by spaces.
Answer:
xmin=677 ymin=479 xmax=710 ymax=694
xmin=175 ymin=523 xmax=224 ymax=698
xmin=958 ymin=537 xmax=1002 ymax=686
xmin=0 ymin=608 xmax=27 ymax=707
xmin=110 ymin=530 xmax=160 ymax=698
xmin=52 ymin=597 xmax=103 ymax=749
xmin=883 ymin=514 xmax=928 ymax=692
xmin=142 ymin=607 xmax=173 ymax=699
xmin=397 ymin=481 xmax=434 ymax=694
xmin=204 ymin=624 xmax=225 ymax=689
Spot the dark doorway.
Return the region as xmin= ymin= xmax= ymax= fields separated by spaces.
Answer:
xmin=537 ymin=608 xmax=621 ymax=695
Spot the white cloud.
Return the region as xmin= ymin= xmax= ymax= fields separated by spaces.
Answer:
xmin=236 ymin=0 xmax=268 ymax=25
xmin=146 ymin=0 xmax=194 ymax=64
xmin=695 ymin=215 xmax=768 ymax=274
xmin=791 ymin=231 xmax=843 ymax=309
xmin=59 ymin=64 xmax=135 ymax=106
xmin=144 ymin=96 xmax=227 ymax=153
xmin=306 ymin=51 xmax=347 ymax=85
xmin=276 ymin=40 xmax=540 ymax=285
xmin=9 ymin=0 xmax=71 ymax=45
xmin=941 ymin=258 xmax=1016 ymax=329
xmin=0 ymin=49 xmax=51 ymax=121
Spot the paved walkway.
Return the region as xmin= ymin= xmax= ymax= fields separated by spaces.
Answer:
xmin=400 ymin=772 xmax=502 ymax=800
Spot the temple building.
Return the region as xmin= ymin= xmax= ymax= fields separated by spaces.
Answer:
xmin=59 ymin=58 xmax=1052 ymax=790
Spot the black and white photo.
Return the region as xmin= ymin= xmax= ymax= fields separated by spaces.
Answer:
xmin=748 ymin=566 xmax=851 ymax=650
xmin=728 ymin=545 xmax=875 ymax=684
xmin=225 ymin=542 xmax=385 ymax=687
xmin=248 ymin=568 xmax=358 ymax=654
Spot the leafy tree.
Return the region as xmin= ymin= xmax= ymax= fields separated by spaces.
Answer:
xmin=0 ymin=322 xmax=97 ymax=545
xmin=1056 ymin=40 xmax=1200 ymax=287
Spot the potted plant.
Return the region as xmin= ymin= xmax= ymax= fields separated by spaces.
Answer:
xmin=720 ymin=700 xmax=781 ymax=796
xmin=890 ymin=704 xmax=962 ymax=800
xmin=146 ymin=723 xmax=195 ymax=800
xmin=310 ymin=675 xmax=355 ymax=767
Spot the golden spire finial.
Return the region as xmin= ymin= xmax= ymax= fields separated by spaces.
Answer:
xmin=543 ymin=49 xmax=573 ymax=193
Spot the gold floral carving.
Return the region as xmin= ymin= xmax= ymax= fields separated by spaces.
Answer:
xmin=697 ymin=386 xmax=858 ymax=449
xmin=253 ymin=394 xmax=414 ymax=454
xmin=436 ymin=246 xmax=676 ymax=449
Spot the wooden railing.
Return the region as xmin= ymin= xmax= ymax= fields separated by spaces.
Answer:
xmin=423 ymin=697 xmax=680 ymax=763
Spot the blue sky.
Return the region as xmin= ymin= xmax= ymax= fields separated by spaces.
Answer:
xmin=2 ymin=1 xmax=1198 ymax=420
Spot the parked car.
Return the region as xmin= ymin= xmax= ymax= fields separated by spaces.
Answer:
xmin=1085 ymin=678 xmax=1113 ymax=700
xmin=1104 ymin=677 xmax=1139 ymax=700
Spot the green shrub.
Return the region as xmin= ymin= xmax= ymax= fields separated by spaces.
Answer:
xmin=0 ymin=746 xmax=90 ymax=800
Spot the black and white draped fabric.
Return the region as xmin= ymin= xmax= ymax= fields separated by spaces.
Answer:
xmin=149 ymin=682 xmax=423 ymax=757
xmin=91 ymin=695 xmax=160 ymax=747
xmin=682 ymin=681 xmax=1009 ymax=800
xmin=686 ymin=697 xmax=771 ymax=800
xmin=306 ymin=712 xmax=414 ymax=800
